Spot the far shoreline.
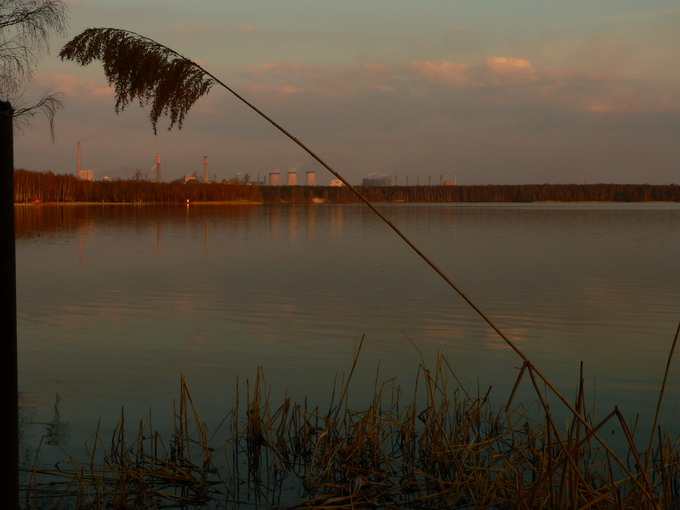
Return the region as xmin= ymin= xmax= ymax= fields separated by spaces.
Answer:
xmin=15 ymin=200 xmax=265 ymax=206
xmin=14 ymin=199 xmax=680 ymax=206
xmin=14 ymin=171 xmax=680 ymax=203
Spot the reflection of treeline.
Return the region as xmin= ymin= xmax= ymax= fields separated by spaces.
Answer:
xmin=14 ymin=170 xmax=680 ymax=203
xmin=14 ymin=202 xmax=257 ymax=238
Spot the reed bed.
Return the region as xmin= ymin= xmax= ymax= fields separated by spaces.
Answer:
xmin=20 ymin=343 xmax=680 ymax=509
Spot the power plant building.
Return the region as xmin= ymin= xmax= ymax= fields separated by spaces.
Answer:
xmin=76 ymin=142 xmax=94 ymax=180
xmin=78 ymin=169 xmax=94 ymax=181
xmin=362 ymin=175 xmax=392 ymax=186
xmin=155 ymin=154 xmax=161 ymax=182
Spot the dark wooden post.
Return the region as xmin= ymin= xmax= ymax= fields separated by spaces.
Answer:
xmin=0 ymin=100 xmax=18 ymax=510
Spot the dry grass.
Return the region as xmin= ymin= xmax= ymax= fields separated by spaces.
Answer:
xmin=20 ymin=340 xmax=680 ymax=510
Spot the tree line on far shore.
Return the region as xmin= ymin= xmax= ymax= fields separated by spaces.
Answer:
xmin=14 ymin=169 xmax=680 ymax=204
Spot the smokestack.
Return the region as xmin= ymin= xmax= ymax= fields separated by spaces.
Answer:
xmin=156 ymin=154 xmax=161 ymax=182
xmin=204 ymin=156 xmax=208 ymax=183
xmin=77 ymin=141 xmax=81 ymax=176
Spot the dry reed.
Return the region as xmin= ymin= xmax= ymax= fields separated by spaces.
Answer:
xmin=20 ymin=345 xmax=680 ymax=510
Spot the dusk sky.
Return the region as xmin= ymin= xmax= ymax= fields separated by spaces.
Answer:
xmin=13 ymin=1 xmax=680 ymax=185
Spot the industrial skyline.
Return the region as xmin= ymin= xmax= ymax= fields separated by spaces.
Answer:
xmin=12 ymin=1 xmax=680 ymax=185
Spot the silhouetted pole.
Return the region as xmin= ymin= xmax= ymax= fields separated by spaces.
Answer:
xmin=0 ymin=100 xmax=18 ymax=510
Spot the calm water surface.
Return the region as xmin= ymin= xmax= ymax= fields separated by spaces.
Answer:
xmin=16 ymin=202 xmax=680 ymax=459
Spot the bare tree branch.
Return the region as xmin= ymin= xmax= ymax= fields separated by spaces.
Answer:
xmin=12 ymin=90 xmax=63 ymax=141
xmin=0 ymin=0 xmax=68 ymax=98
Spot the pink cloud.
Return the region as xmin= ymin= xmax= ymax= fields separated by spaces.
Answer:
xmin=36 ymin=73 xmax=113 ymax=99
xmin=236 ymin=24 xmax=258 ymax=32
xmin=245 ymin=62 xmax=276 ymax=76
xmin=407 ymin=61 xmax=470 ymax=86
xmin=240 ymin=82 xmax=303 ymax=95
xmin=242 ymin=57 xmax=543 ymax=98
xmin=235 ymin=57 xmax=680 ymax=118
xmin=243 ymin=62 xmax=351 ymax=96
xmin=406 ymin=57 xmax=538 ymax=88
xmin=485 ymin=56 xmax=533 ymax=72
xmin=481 ymin=56 xmax=539 ymax=86
xmin=585 ymin=92 xmax=638 ymax=113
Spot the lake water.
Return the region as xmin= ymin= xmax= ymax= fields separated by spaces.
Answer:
xmin=15 ymin=202 xmax=680 ymax=463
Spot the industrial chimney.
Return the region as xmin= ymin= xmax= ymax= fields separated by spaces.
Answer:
xmin=204 ymin=156 xmax=209 ymax=183
xmin=156 ymin=154 xmax=161 ymax=182
xmin=77 ymin=141 xmax=81 ymax=176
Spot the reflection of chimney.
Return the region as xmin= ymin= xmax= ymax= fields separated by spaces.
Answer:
xmin=204 ymin=156 xmax=208 ymax=183
xmin=156 ymin=154 xmax=161 ymax=182
xmin=77 ymin=141 xmax=81 ymax=175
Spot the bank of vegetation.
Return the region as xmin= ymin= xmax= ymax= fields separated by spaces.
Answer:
xmin=21 ymin=348 xmax=680 ymax=509
xmin=14 ymin=169 xmax=680 ymax=204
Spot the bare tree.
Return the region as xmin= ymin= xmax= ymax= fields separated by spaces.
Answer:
xmin=0 ymin=0 xmax=67 ymax=136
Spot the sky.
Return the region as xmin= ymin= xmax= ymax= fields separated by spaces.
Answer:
xmin=11 ymin=0 xmax=680 ymax=185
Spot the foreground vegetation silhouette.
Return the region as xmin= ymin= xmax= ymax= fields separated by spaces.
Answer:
xmin=21 ymin=349 xmax=680 ymax=509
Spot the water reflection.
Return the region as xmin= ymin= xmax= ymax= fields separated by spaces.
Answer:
xmin=16 ymin=204 xmax=353 ymax=267
xmin=19 ymin=393 xmax=70 ymax=464
xmin=15 ymin=203 xmax=680 ymax=455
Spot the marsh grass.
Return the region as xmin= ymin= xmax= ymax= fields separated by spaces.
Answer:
xmin=20 ymin=341 xmax=680 ymax=509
